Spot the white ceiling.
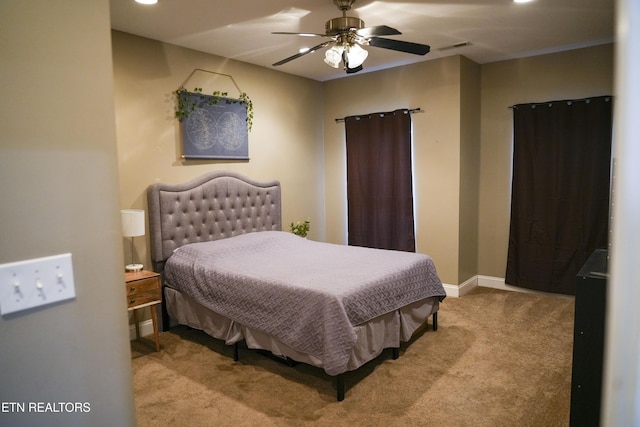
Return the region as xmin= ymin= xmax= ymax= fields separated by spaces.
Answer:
xmin=109 ymin=0 xmax=614 ymax=82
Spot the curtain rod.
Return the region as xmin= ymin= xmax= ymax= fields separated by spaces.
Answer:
xmin=508 ymin=96 xmax=612 ymax=109
xmin=335 ymin=107 xmax=422 ymax=123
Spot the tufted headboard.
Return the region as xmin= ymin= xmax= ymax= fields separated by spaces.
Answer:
xmin=147 ymin=171 xmax=281 ymax=271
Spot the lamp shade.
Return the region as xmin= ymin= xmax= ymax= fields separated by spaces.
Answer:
xmin=121 ymin=209 xmax=145 ymax=237
xmin=346 ymin=44 xmax=368 ymax=68
xmin=324 ymin=45 xmax=344 ymax=68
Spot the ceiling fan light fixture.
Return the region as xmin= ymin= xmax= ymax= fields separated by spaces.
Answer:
xmin=324 ymin=45 xmax=344 ymax=68
xmin=345 ymin=44 xmax=368 ymax=68
xmin=271 ymin=0 xmax=430 ymax=73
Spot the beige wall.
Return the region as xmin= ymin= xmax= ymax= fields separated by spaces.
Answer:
xmin=478 ymin=43 xmax=614 ymax=278
xmin=323 ymin=44 xmax=612 ymax=287
xmin=458 ymin=57 xmax=481 ymax=283
xmin=0 ymin=1 xmax=135 ymax=426
xmin=112 ymin=31 xmax=326 ymax=268
xmin=323 ymin=56 xmax=475 ymax=285
xmin=113 ymin=31 xmax=613 ymax=289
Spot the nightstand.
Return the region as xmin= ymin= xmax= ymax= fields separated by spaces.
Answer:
xmin=125 ymin=270 xmax=162 ymax=352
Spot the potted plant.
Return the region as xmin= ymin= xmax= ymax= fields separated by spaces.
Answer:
xmin=290 ymin=218 xmax=310 ymax=238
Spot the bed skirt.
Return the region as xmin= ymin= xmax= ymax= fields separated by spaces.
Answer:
xmin=164 ymin=286 xmax=439 ymax=374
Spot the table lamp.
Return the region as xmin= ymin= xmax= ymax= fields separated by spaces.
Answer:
xmin=121 ymin=209 xmax=145 ymax=272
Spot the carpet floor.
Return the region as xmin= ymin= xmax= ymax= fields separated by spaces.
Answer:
xmin=131 ymin=287 xmax=575 ymax=426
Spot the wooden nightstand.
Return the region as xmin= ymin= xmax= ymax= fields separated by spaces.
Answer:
xmin=125 ymin=270 xmax=162 ymax=352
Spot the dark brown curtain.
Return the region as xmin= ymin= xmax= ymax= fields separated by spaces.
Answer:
xmin=345 ymin=109 xmax=415 ymax=252
xmin=505 ymin=96 xmax=613 ymax=295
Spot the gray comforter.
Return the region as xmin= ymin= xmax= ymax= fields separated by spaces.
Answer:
xmin=164 ymin=231 xmax=445 ymax=375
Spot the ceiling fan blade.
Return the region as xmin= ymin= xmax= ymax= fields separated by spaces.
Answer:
xmin=367 ymin=37 xmax=431 ymax=55
xmin=272 ymin=41 xmax=333 ymax=66
xmin=272 ymin=31 xmax=329 ymax=37
xmin=356 ymin=25 xmax=401 ymax=38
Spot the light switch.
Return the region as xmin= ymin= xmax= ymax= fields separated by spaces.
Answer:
xmin=0 ymin=253 xmax=76 ymax=315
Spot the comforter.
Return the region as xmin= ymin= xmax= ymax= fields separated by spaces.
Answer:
xmin=164 ymin=231 xmax=445 ymax=375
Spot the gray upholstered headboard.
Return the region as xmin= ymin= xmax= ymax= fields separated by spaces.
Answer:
xmin=147 ymin=171 xmax=281 ymax=270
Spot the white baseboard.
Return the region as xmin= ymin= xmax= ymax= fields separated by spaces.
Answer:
xmin=477 ymin=275 xmax=575 ymax=299
xmin=477 ymin=275 xmax=506 ymax=290
xmin=444 ymin=275 xmax=574 ymax=299
xmin=443 ymin=283 xmax=460 ymax=297
xmin=443 ymin=275 xmax=478 ymax=297
xmin=129 ymin=319 xmax=155 ymax=341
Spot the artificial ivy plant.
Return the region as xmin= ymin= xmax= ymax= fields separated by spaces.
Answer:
xmin=290 ymin=218 xmax=311 ymax=238
xmin=175 ymin=87 xmax=254 ymax=131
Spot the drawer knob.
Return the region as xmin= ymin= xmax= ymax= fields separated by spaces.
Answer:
xmin=129 ymin=299 xmax=136 ymax=304
xmin=130 ymin=286 xmax=136 ymax=292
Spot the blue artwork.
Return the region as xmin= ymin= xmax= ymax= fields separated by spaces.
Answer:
xmin=181 ymin=92 xmax=249 ymax=160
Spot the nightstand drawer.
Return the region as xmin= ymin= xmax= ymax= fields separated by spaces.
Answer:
xmin=127 ymin=288 xmax=161 ymax=308
xmin=125 ymin=269 xmax=162 ymax=352
xmin=126 ymin=277 xmax=160 ymax=296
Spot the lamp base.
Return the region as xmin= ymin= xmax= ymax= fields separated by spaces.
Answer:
xmin=125 ymin=263 xmax=143 ymax=272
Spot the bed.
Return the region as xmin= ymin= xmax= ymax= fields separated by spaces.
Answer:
xmin=147 ymin=171 xmax=446 ymax=400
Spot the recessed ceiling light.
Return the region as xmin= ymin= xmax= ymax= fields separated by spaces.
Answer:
xmin=135 ymin=0 xmax=158 ymax=4
xmin=514 ymin=0 xmax=534 ymax=3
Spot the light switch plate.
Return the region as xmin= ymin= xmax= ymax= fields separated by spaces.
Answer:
xmin=0 ymin=253 xmax=76 ymax=315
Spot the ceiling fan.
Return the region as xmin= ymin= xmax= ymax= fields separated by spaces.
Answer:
xmin=272 ymin=0 xmax=430 ymax=74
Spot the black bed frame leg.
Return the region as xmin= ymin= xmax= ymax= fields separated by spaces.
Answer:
xmin=433 ymin=312 xmax=438 ymax=331
xmin=336 ymin=374 xmax=345 ymax=402
xmin=233 ymin=342 xmax=239 ymax=361
xmin=160 ymin=286 xmax=171 ymax=332
xmin=392 ymin=347 xmax=399 ymax=359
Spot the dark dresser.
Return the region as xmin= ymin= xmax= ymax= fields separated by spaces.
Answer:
xmin=570 ymin=249 xmax=608 ymax=427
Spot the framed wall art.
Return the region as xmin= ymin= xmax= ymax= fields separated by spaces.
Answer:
xmin=178 ymin=90 xmax=250 ymax=160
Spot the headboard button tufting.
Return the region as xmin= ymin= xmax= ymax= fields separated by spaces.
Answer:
xmin=147 ymin=172 xmax=282 ymax=263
